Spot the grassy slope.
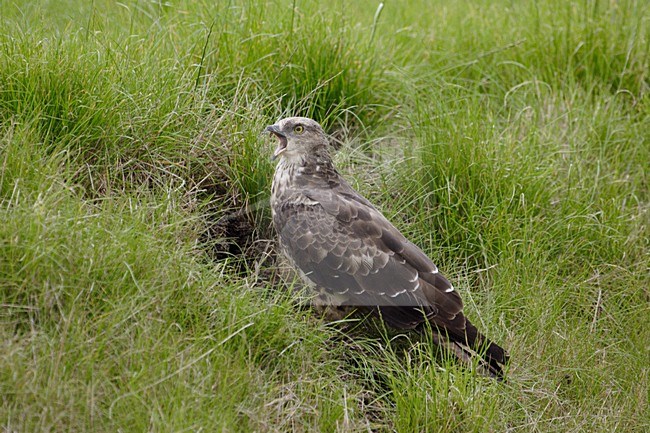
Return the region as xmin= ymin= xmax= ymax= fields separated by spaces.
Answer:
xmin=1 ymin=0 xmax=648 ymax=431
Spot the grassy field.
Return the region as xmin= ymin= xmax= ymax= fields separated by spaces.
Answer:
xmin=1 ymin=0 xmax=648 ymax=431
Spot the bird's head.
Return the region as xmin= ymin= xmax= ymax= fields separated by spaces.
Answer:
xmin=266 ymin=117 xmax=329 ymax=161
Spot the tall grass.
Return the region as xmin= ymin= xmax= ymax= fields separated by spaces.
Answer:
xmin=1 ymin=0 xmax=648 ymax=431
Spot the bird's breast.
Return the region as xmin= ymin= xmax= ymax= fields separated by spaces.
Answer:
xmin=271 ymin=159 xmax=339 ymax=233
xmin=271 ymin=162 xmax=305 ymax=226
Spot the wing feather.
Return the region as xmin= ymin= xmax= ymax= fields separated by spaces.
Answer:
xmin=278 ymin=187 xmax=465 ymax=334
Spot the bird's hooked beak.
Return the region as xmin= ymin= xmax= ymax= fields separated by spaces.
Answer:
xmin=266 ymin=124 xmax=287 ymax=160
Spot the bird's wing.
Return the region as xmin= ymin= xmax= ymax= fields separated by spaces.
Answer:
xmin=277 ymin=187 xmax=466 ymax=330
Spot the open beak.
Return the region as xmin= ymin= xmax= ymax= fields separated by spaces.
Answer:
xmin=266 ymin=125 xmax=287 ymax=160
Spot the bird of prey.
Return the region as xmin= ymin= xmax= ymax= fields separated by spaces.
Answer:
xmin=267 ymin=116 xmax=508 ymax=378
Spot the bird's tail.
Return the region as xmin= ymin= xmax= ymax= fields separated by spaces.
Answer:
xmin=429 ymin=320 xmax=509 ymax=380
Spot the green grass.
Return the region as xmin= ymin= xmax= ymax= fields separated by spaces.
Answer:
xmin=1 ymin=0 xmax=648 ymax=431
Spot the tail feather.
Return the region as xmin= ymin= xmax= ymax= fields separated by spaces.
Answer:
xmin=430 ymin=319 xmax=509 ymax=380
xmin=374 ymin=305 xmax=509 ymax=379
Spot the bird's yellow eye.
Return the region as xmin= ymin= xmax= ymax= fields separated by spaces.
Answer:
xmin=293 ymin=125 xmax=304 ymax=134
